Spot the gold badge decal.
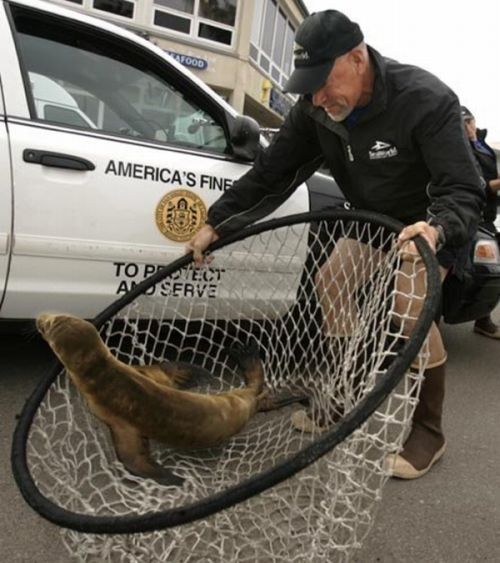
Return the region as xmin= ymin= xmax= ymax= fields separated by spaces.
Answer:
xmin=155 ymin=189 xmax=207 ymax=242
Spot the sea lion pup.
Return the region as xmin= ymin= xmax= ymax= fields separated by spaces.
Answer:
xmin=36 ymin=313 xmax=306 ymax=486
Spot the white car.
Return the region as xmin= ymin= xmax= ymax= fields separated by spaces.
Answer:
xmin=29 ymin=72 xmax=98 ymax=130
xmin=0 ymin=0 xmax=340 ymax=323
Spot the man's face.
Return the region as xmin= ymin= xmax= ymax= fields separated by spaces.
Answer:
xmin=311 ymin=53 xmax=364 ymax=122
xmin=464 ymin=117 xmax=477 ymax=140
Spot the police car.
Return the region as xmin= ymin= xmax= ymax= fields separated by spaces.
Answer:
xmin=0 ymin=0 xmax=498 ymax=325
xmin=0 ymin=0 xmax=324 ymax=322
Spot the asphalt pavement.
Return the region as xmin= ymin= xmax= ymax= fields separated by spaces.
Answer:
xmin=1 ymin=309 xmax=499 ymax=562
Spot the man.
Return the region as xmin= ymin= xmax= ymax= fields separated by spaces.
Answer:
xmin=462 ymin=106 xmax=500 ymax=339
xmin=187 ymin=10 xmax=484 ymax=478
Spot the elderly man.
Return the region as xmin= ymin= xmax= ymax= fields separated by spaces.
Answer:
xmin=187 ymin=10 xmax=484 ymax=478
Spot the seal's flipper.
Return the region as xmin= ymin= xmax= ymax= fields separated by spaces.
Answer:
xmin=227 ymin=342 xmax=260 ymax=369
xmin=227 ymin=343 xmax=264 ymax=392
xmin=258 ymin=393 xmax=310 ymax=412
xmin=109 ymin=423 xmax=184 ymax=486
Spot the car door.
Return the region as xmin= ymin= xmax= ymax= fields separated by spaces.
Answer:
xmin=1 ymin=1 xmax=308 ymax=319
xmin=0 ymin=77 xmax=13 ymax=310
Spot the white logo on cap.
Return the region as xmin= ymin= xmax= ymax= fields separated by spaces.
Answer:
xmin=294 ymin=43 xmax=310 ymax=60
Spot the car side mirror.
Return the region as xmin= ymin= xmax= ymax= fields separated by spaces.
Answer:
xmin=229 ymin=115 xmax=260 ymax=161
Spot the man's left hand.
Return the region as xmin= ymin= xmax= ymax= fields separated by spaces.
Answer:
xmin=398 ymin=221 xmax=441 ymax=257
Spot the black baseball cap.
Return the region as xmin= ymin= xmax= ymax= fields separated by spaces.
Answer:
xmin=284 ymin=10 xmax=364 ymax=95
xmin=461 ymin=106 xmax=474 ymax=120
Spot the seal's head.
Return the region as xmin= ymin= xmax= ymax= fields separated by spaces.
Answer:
xmin=36 ymin=313 xmax=105 ymax=371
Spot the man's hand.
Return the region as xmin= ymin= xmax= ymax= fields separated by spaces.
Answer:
xmin=488 ymin=178 xmax=500 ymax=193
xmin=397 ymin=220 xmax=441 ymax=258
xmin=185 ymin=224 xmax=219 ymax=267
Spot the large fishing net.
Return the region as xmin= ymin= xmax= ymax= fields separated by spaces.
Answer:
xmin=12 ymin=211 xmax=440 ymax=562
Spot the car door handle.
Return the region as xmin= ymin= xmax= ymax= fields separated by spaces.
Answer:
xmin=23 ymin=149 xmax=95 ymax=171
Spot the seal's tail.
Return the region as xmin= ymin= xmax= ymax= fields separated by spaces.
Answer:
xmin=228 ymin=342 xmax=265 ymax=394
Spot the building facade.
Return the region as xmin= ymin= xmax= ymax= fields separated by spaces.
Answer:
xmin=47 ymin=0 xmax=308 ymax=127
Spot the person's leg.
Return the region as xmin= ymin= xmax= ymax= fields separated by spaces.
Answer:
xmin=473 ymin=222 xmax=500 ymax=339
xmin=386 ymin=363 xmax=446 ymax=478
xmin=314 ymin=237 xmax=385 ymax=337
xmin=391 ymin=257 xmax=447 ymax=368
xmin=291 ymin=237 xmax=385 ymax=432
xmin=473 ymin=315 xmax=500 ymax=339
xmin=386 ymin=259 xmax=449 ymax=479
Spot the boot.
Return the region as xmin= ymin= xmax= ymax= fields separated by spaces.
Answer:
xmin=386 ymin=364 xmax=446 ymax=479
xmin=474 ymin=316 xmax=500 ymax=340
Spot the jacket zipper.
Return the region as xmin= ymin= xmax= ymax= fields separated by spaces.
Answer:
xmin=347 ymin=144 xmax=354 ymax=162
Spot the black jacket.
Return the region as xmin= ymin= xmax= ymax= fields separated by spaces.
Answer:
xmin=208 ymin=47 xmax=484 ymax=247
xmin=469 ymin=129 xmax=498 ymax=224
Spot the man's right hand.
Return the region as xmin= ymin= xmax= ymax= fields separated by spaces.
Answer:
xmin=185 ymin=224 xmax=219 ymax=267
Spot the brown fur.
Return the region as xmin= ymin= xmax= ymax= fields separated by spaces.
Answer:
xmin=36 ymin=313 xmax=305 ymax=485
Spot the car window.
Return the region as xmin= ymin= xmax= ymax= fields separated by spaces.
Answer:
xmin=43 ymin=104 xmax=94 ymax=129
xmin=12 ymin=6 xmax=229 ymax=154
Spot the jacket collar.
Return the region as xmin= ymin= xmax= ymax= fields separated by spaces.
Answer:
xmin=477 ymin=128 xmax=488 ymax=142
xmin=356 ymin=46 xmax=388 ymax=123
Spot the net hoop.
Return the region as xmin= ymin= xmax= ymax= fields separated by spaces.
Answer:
xmin=11 ymin=209 xmax=441 ymax=535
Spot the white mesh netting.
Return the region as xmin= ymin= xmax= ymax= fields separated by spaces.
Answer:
xmin=23 ymin=217 xmax=435 ymax=562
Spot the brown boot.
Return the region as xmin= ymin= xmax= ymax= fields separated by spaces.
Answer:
xmin=386 ymin=364 xmax=446 ymax=479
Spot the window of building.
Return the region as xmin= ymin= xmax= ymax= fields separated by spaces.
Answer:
xmin=93 ymin=0 xmax=135 ymax=19
xmin=152 ymin=0 xmax=237 ymax=48
xmin=154 ymin=10 xmax=191 ymax=33
xmin=250 ymin=0 xmax=296 ymax=91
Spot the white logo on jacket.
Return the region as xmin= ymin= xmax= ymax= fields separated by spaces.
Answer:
xmin=369 ymin=140 xmax=398 ymax=160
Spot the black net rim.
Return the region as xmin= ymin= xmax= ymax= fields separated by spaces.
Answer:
xmin=11 ymin=209 xmax=442 ymax=534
